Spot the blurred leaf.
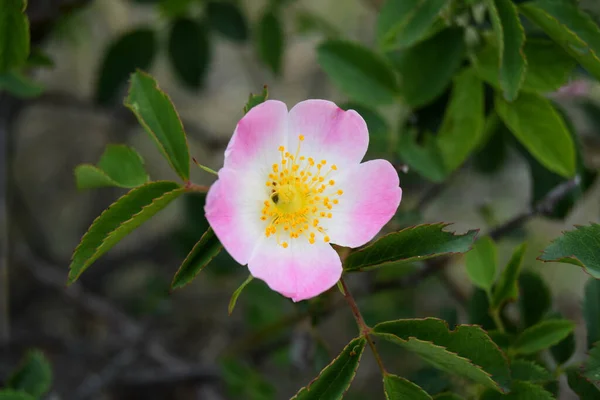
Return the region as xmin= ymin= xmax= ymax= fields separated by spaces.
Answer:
xmin=125 ymin=71 xmax=190 ymax=181
xmin=317 ymin=40 xmax=400 ymax=105
xmin=488 ymin=0 xmax=526 ymax=101
xmin=96 ymin=28 xmax=156 ymax=105
xmin=221 ymin=359 xmax=276 ymax=400
xmin=295 ymin=9 xmax=340 ymax=39
xmin=389 ymin=27 xmax=465 ymax=108
xmin=480 ymin=381 xmax=553 ymax=400
xmin=373 ymin=318 xmax=511 ymax=392
xmin=168 ymin=18 xmax=210 ymax=89
xmin=68 ymin=181 xmax=184 ymax=284
xmin=207 ymin=1 xmax=248 ymax=42
xmin=465 ymin=236 xmax=497 ymax=292
xmin=550 ymin=328 xmax=576 ymax=365
xmin=491 ymin=243 xmax=526 ymax=309
xmin=171 ymin=228 xmax=222 ymax=290
xmin=158 ymin=0 xmax=194 ymax=18
xmin=256 ymin=10 xmax=284 ymax=75
xmin=437 ymin=68 xmax=485 ymax=172
xmin=340 ymin=103 xmax=389 ymax=156
xmin=383 ymin=374 xmax=432 ymax=400
xmin=585 ymin=279 xmax=600 ymax=348
xmin=495 ymin=92 xmax=576 ymax=178
xmin=518 ymin=271 xmax=551 ymax=328
xmin=0 ymin=71 xmax=43 ymax=98
xmin=398 ymin=131 xmax=447 ymax=182
xmin=0 ymin=391 xmax=35 ymax=400
xmin=7 ymin=350 xmax=52 ymax=397
xmin=474 ymin=38 xmax=576 ymax=94
xmin=228 ymin=274 xmax=253 ymax=315
xmin=75 ymin=145 xmax=149 ymax=189
xmin=344 ymin=223 xmax=477 ymax=272
xmin=244 ymin=85 xmax=268 ymax=114
xmin=0 ymin=0 xmax=29 ymax=72
xmin=377 ymin=0 xmax=448 ymax=50
xmin=473 ymin=114 xmax=508 ymax=174
xmin=433 ymin=394 xmax=463 ymax=400
xmin=469 ymin=288 xmax=495 ymax=330
xmin=26 ymin=49 xmax=54 ymax=68
xmin=409 ymin=368 xmax=450 ymax=395
xmin=512 ymin=319 xmax=575 ymax=355
xmin=538 ymin=224 xmax=600 ymax=279
xmin=567 ymin=366 xmax=600 ymax=399
xmin=520 ymin=0 xmax=600 ymax=81
xmin=584 ymin=343 xmax=600 ymax=384
xmin=292 ymin=337 xmax=366 ymax=399
xmin=244 ymin=280 xmax=289 ymax=329
xmin=510 ymin=360 xmax=552 ymax=383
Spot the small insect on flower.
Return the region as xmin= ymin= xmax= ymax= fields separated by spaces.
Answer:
xmin=205 ymin=100 xmax=402 ymax=302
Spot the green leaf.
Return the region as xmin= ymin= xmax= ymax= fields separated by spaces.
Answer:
xmin=519 ymin=0 xmax=600 ymax=82
xmin=383 ymin=374 xmax=432 ymax=400
xmin=317 ymin=40 xmax=400 ymax=106
xmin=436 ymin=68 xmax=485 ymax=172
xmin=344 ymin=223 xmax=478 ymax=272
xmin=491 ymin=243 xmax=526 ymax=309
xmin=125 ymin=71 xmax=190 ymax=181
xmin=207 ymin=1 xmax=248 ymax=42
xmin=0 ymin=71 xmax=43 ymax=98
xmin=389 ymin=27 xmax=465 ymax=108
xmin=171 ymin=227 xmax=222 ymax=290
xmin=221 ymin=358 xmax=276 ymax=400
xmin=95 ymin=28 xmax=156 ymax=105
xmin=0 ymin=390 xmax=35 ymax=400
xmin=474 ymin=38 xmax=575 ymax=94
xmin=465 ymin=236 xmax=497 ymax=292
xmin=488 ymin=0 xmax=526 ymax=101
xmin=398 ymin=131 xmax=447 ymax=182
xmin=377 ymin=0 xmax=448 ymax=50
xmin=295 ymin=10 xmax=341 ymax=39
xmin=0 ymin=0 xmax=29 ymax=72
xmin=75 ymin=145 xmax=149 ymax=189
xmin=495 ymin=92 xmax=576 ymax=178
xmin=585 ymin=279 xmax=600 ymax=348
xmin=567 ymin=366 xmax=600 ymax=400
xmin=7 ymin=350 xmax=52 ymax=397
xmin=228 ymin=274 xmax=253 ymax=315
xmin=158 ymin=0 xmax=194 ymax=18
xmin=256 ymin=10 xmax=284 ymax=76
xmin=243 ymin=85 xmax=269 ymax=114
xmin=538 ymin=223 xmax=600 ymax=279
xmin=510 ymin=360 xmax=552 ymax=383
xmin=469 ymin=288 xmax=495 ymax=331
xmin=512 ymin=319 xmax=575 ymax=355
xmin=68 ymin=181 xmax=184 ymax=284
xmin=550 ymin=320 xmax=575 ymax=365
xmin=433 ymin=394 xmax=463 ymax=400
xmin=518 ymin=271 xmax=551 ymax=328
xmin=292 ymin=336 xmax=366 ymax=399
xmin=373 ymin=318 xmax=511 ymax=392
xmin=584 ymin=343 xmax=600 ymax=384
xmin=480 ymin=381 xmax=554 ymax=400
xmin=168 ymin=18 xmax=211 ymax=89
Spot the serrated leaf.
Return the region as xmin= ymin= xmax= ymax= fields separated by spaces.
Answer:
xmin=68 ymin=181 xmax=184 ymax=284
xmin=256 ymin=10 xmax=284 ymax=76
xmin=168 ymin=18 xmax=211 ymax=89
xmin=585 ymin=279 xmax=600 ymax=348
xmin=95 ymin=28 xmax=156 ymax=105
xmin=488 ymin=0 xmax=526 ymax=101
xmin=0 ymin=0 xmax=29 ymax=72
xmin=518 ymin=271 xmax=551 ymax=328
xmin=0 ymin=390 xmax=35 ymax=400
xmin=377 ymin=0 xmax=448 ymax=51
xmin=317 ymin=40 xmax=400 ymax=106
xmin=228 ymin=274 xmax=253 ymax=315
xmin=538 ymin=223 xmax=600 ymax=279
xmin=171 ymin=227 xmax=222 ymax=290
xmin=373 ymin=318 xmax=511 ymax=392
xmin=389 ymin=27 xmax=465 ymax=108
xmin=383 ymin=374 xmax=432 ymax=400
xmin=398 ymin=131 xmax=447 ymax=183
xmin=75 ymin=144 xmax=149 ymax=189
xmin=125 ymin=71 xmax=190 ymax=181
xmin=292 ymin=336 xmax=366 ymax=399
xmin=0 ymin=71 xmax=44 ymax=98
xmin=207 ymin=1 xmax=248 ymax=42
xmin=436 ymin=68 xmax=485 ymax=172
xmin=243 ymin=86 xmax=268 ymax=114
xmin=344 ymin=223 xmax=478 ymax=272
xmin=7 ymin=350 xmax=52 ymax=397
xmin=584 ymin=343 xmax=600 ymax=384
xmin=491 ymin=243 xmax=526 ymax=309
xmin=495 ymin=92 xmax=576 ymax=178
xmin=465 ymin=236 xmax=497 ymax=292
xmin=512 ymin=319 xmax=575 ymax=355
xmin=480 ymin=381 xmax=554 ymax=400
xmin=520 ymin=0 xmax=600 ymax=82
xmin=510 ymin=360 xmax=552 ymax=383
xmin=567 ymin=366 xmax=600 ymax=400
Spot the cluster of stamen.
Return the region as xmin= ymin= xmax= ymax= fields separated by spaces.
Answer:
xmin=260 ymin=135 xmax=343 ymax=248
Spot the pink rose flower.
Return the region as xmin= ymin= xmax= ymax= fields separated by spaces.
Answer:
xmin=205 ymin=100 xmax=402 ymax=301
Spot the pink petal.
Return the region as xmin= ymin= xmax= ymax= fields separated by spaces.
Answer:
xmin=248 ymin=240 xmax=342 ymax=302
xmin=322 ymin=159 xmax=401 ymax=248
xmin=287 ymin=100 xmax=369 ymax=169
xmin=224 ymin=100 xmax=288 ymax=171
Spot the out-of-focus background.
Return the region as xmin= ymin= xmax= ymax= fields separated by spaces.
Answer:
xmin=1 ymin=0 xmax=600 ymax=399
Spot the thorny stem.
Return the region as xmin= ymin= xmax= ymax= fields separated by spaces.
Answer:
xmin=339 ymin=277 xmax=387 ymax=375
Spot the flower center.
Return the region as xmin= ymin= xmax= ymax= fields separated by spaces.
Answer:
xmin=260 ymin=135 xmax=343 ymax=248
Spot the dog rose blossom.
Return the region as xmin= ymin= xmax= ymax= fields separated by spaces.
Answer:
xmin=205 ymin=100 xmax=402 ymax=301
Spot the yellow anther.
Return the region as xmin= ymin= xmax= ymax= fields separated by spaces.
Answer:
xmin=282 ymin=242 xmax=289 ymax=248
xmin=327 ymin=213 xmax=332 ymax=218
xmin=278 ymin=146 xmax=284 ymax=151
xmin=319 ymin=177 xmax=325 ymax=182
xmin=333 ymin=199 xmax=339 ymax=204
xmin=309 ymin=237 xmax=315 ymax=244
xmin=329 ymin=180 xmax=335 ymax=185
xmin=321 ymin=160 xmax=326 ymax=165
xmin=331 ymin=165 xmax=337 ymax=170
xmin=299 ymin=134 xmax=305 ymax=141
xmin=324 ymin=236 xmax=330 ymax=242
xmin=337 ymin=190 xmax=344 ymax=195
